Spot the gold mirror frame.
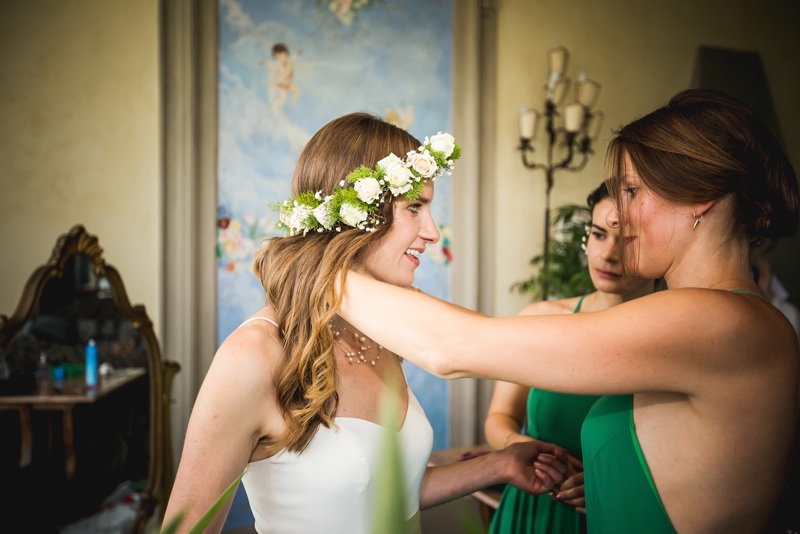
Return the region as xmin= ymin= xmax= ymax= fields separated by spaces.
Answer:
xmin=0 ymin=224 xmax=180 ymax=532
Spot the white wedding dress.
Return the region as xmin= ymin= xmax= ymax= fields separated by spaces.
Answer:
xmin=239 ymin=318 xmax=434 ymax=533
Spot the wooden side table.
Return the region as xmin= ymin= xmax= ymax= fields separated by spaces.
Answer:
xmin=0 ymin=367 xmax=146 ymax=479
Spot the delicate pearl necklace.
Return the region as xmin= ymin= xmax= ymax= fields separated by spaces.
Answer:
xmin=329 ymin=323 xmax=384 ymax=366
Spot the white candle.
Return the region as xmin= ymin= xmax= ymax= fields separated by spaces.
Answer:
xmin=519 ymin=109 xmax=539 ymax=140
xmin=546 ymin=70 xmax=560 ymax=94
xmin=577 ymin=79 xmax=601 ymax=108
xmin=586 ymin=111 xmax=604 ymax=139
xmin=552 ymin=78 xmax=570 ymax=106
xmin=548 ymin=46 xmax=569 ymax=75
xmin=564 ymin=102 xmax=584 ymax=133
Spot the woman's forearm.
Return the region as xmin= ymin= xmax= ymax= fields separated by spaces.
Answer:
xmin=419 ymin=453 xmax=511 ymax=509
xmin=419 ymin=443 xmax=565 ymax=509
xmin=484 ymin=413 xmax=530 ymax=450
xmin=340 ymin=271 xmax=481 ymax=377
xmin=341 ymin=271 xmax=687 ymax=396
xmin=484 ymin=381 xmax=532 ymax=450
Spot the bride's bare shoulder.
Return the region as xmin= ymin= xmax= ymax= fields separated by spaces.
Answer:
xmin=214 ymin=309 xmax=284 ymax=374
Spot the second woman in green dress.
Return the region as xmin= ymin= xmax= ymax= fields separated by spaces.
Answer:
xmin=485 ymin=182 xmax=656 ymax=533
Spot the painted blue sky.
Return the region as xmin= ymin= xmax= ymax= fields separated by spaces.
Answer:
xmin=217 ymin=0 xmax=453 ymax=214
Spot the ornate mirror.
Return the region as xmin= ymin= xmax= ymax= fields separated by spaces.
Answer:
xmin=0 ymin=225 xmax=180 ymax=533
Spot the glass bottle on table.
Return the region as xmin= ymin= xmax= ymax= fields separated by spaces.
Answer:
xmin=36 ymin=352 xmax=50 ymax=394
xmin=85 ymin=339 xmax=98 ymax=387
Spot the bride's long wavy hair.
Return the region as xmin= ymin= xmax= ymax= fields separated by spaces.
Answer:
xmin=253 ymin=113 xmax=420 ymax=455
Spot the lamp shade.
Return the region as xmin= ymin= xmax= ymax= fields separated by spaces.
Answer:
xmin=548 ymin=46 xmax=570 ymax=75
xmin=551 ymin=78 xmax=570 ymax=106
xmin=519 ymin=108 xmax=540 ymax=140
xmin=586 ymin=111 xmax=604 ymax=139
xmin=577 ymin=78 xmax=601 ymax=108
xmin=564 ymin=102 xmax=584 ymax=133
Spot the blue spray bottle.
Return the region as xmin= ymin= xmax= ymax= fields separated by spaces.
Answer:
xmin=85 ymin=339 xmax=98 ymax=387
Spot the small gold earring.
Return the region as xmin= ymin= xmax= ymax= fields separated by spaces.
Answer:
xmin=693 ymin=213 xmax=702 ymax=230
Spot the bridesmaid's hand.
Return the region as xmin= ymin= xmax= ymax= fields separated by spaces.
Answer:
xmin=501 ymin=441 xmax=569 ymax=495
xmin=554 ymin=456 xmax=586 ymax=513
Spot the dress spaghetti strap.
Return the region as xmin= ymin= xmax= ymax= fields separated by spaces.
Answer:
xmin=573 ymin=294 xmax=587 ymax=313
xmin=730 ymin=289 xmax=768 ymax=301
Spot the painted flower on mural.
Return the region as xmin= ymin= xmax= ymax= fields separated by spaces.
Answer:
xmin=216 ymin=209 xmax=274 ymax=273
xmin=426 ymin=224 xmax=453 ymax=266
xmin=318 ymin=0 xmax=378 ymax=25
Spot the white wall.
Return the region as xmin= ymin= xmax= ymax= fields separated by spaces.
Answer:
xmin=0 ymin=0 xmax=162 ymax=332
xmin=491 ymin=0 xmax=800 ymax=317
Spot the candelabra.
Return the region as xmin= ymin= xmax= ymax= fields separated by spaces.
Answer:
xmin=518 ymin=45 xmax=603 ymax=298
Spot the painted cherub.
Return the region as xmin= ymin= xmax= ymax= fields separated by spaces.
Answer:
xmin=384 ymin=104 xmax=415 ymax=131
xmin=265 ymin=43 xmax=300 ymax=112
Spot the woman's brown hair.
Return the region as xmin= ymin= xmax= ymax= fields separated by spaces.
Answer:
xmin=252 ymin=112 xmax=420 ymax=455
xmin=606 ymin=88 xmax=799 ymax=270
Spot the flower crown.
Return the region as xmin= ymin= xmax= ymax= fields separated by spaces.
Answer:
xmin=275 ymin=132 xmax=461 ymax=235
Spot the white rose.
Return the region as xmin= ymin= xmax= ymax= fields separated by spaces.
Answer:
xmin=428 ymin=132 xmax=456 ymax=157
xmin=354 ymin=177 xmax=382 ymax=204
xmin=339 ymin=201 xmax=368 ymax=227
xmin=289 ymin=204 xmax=313 ymax=233
xmin=378 ymin=155 xmax=414 ymax=196
xmin=386 ymin=166 xmax=414 ymax=196
xmin=312 ymin=200 xmax=334 ymax=229
xmin=279 ymin=205 xmax=292 ymax=228
xmin=377 ymin=153 xmax=405 ymax=172
xmin=408 ymin=151 xmax=438 ymax=178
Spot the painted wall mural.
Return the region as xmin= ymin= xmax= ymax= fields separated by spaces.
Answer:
xmin=216 ymin=0 xmax=454 ymax=452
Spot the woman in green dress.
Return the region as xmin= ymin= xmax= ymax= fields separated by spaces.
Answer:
xmin=485 ymin=182 xmax=655 ymax=533
xmin=337 ymin=89 xmax=799 ymax=533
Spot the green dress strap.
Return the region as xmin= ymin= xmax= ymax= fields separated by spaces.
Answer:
xmin=573 ymin=294 xmax=587 ymax=313
xmin=730 ymin=288 xmax=768 ymax=300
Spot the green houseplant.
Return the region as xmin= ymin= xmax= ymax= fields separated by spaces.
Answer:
xmin=512 ymin=203 xmax=594 ymax=301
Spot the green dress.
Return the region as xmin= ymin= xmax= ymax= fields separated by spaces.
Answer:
xmin=490 ymin=296 xmax=600 ymax=533
xmin=581 ymin=395 xmax=676 ymax=533
xmin=580 ymin=291 xmax=765 ymax=533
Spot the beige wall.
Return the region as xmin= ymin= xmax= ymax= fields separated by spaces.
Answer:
xmin=0 ymin=0 xmax=162 ymax=332
xmin=492 ymin=0 xmax=800 ymax=317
